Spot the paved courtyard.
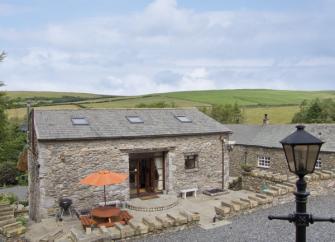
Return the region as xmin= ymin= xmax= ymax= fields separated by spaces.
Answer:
xmin=132 ymin=193 xmax=335 ymax=242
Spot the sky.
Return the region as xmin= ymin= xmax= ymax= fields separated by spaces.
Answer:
xmin=0 ymin=0 xmax=334 ymax=95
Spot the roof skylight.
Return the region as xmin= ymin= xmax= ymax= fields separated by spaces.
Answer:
xmin=71 ymin=117 xmax=89 ymax=125
xmin=175 ymin=115 xmax=192 ymax=123
xmin=126 ymin=116 xmax=144 ymax=124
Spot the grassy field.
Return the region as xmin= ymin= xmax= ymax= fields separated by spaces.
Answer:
xmin=163 ymin=89 xmax=335 ymax=106
xmin=5 ymin=89 xmax=334 ymax=124
xmin=243 ymin=105 xmax=300 ymax=124
xmin=82 ymin=95 xmax=210 ymax=108
xmin=6 ymin=104 xmax=81 ymax=120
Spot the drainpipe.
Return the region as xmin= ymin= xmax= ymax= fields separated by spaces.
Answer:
xmin=26 ymin=100 xmax=31 ymax=143
xmin=220 ymin=136 xmax=226 ymax=190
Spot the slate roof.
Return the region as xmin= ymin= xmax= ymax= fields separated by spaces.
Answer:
xmin=33 ymin=108 xmax=232 ymax=141
xmin=227 ymin=124 xmax=335 ymax=152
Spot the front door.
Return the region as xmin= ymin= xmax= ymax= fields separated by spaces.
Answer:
xmin=129 ymin=154 xmax=164 ymax=198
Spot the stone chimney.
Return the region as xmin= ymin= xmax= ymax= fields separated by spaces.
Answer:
xmin=263 ymin=114 xmax=269 ymax=125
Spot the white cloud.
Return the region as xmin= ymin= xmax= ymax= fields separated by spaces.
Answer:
xmin=0 ymin=0 xmax=334 ymax=94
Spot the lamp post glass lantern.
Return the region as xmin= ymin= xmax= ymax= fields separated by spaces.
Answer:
xmin=268 ymin=125 xmax=334 ymax=242
xmin=281 ymin=125 xmax=323 ymax=176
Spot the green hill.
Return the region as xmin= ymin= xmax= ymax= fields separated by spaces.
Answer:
xmin=162 ymin=89 xmax=335 ymax=106
xmin=6 ymin=91 xmax=107 ymax=99
xmin=5 ymin=89 xmax=335 ymax=124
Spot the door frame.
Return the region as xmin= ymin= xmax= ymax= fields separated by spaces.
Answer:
xmin=129 ymin=152 xmax=165 ymax=198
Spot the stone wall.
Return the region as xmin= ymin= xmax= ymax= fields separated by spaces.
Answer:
xmin=30 ymin=133 xmax=230 ymax=221
xmin=241 ymin=169 xmax=335 ymax=195
xmin=230 ymin=145 xmax=335 ymax=177
xmin=241 ymin=172 xmax=282 ymax=192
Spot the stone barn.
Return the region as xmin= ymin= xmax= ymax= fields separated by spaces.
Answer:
xmin=28 ymin=108 xmax=232 ymax=221
xmin=227 ymin=124 xmax=335 ymax=177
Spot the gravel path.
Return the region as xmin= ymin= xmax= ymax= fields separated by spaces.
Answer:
xmin=0 ymin=186 xmax=28 ymax=201
xmin=133 ymin=193 xmax=335 ymax=242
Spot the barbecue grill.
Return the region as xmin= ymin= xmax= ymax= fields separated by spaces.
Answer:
xmin=58 ymin=198 xmax=73 ymax=220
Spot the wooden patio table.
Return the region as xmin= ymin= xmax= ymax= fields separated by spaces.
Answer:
xmin=91 ymin=206 xmax=121 ymax=219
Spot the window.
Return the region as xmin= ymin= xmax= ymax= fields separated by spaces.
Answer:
xmin=126 ymin=116 xmax=143 ymax=123
xmin=185 ymin=154 xmax=198 ymax=169
xmin=175 ymin=115 xmax=192 ymax=123
xmin=258 ymin=156 xmax=270 ymax=168
xmin=71 ymin=117 xmax=89 ymax=125
xmin=315 ymin=159 xmax=322 ymax=169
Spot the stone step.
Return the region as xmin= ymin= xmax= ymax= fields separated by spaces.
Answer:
xmin=128 ymin=220 xmax=149 ymax=235
xmin=0 ymin=203 xmax=10 ymax=209
xmin=114 ymin=223 xmax=136 ymax=239
xmin=255 ymin=193 xmax=273 ymax=203
xmin=231 ymin=199 xmax=249 ymax=210
xmin=0 ymin=209 xmax=14 ymax=217
xmin=155 ymin=215 xmax=171 ymax=228
xmin=70 ymin=228 xmax=90 ymax=242
xmin=282 ymin=182 xmax=296 ymax=188
xmin=5 ymin=225 xmax=26 ymax=238
xmin=179 ymin=210 xmax=200 ymax=223
xmin=142 ymin=217 xmax=161 ymax=232
xmin=269 ymin=185 xmax=288 ymax=195
xmin=0 ymin=206 xmax=13 ymax=213
xmin=0 ymin=214 xmax=14 ymax=222
xmin=240 ymin=198 xmax=258 ymax=208
xmin=248 ymin=195 xmax=267 ymax=205
xmin=107 ymin=226 xmax=122 ymax=240
xmin=277 ymin=185 xmax=294 ymax=193
xmin=288 ymin=175 xmax=297 ymax=182
xmin=315 ymin=171 xmax=331 ymax=180
xmin=166 ymin=213 xmax=188 ymax=226
xmin=311 ymin=173 xmax=320 ymax=181
xmin=276 ymin=183 xmax=295 ymax=192
xmin=214 ymin=206 xmax=231 ymax=217
xmin=39 ymin=229 xmax=65 ymax=242
xmin=263 ymin=189 xmax=279 ymax=197
xmin=322 ymin=170 xmax=335 ymax=178
xmin=2 ymin=222 xmax=22 ymax=234
xmin=221 ymin=200 xmax=240 ymax=212
xmin=0 ymin=218 xmax=16 ymax=228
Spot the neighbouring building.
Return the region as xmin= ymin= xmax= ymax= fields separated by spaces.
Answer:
xmin=227 ymin=124 xmax=335 ymax=177
xmin=28 ymin=108 xmax=232 ymax=221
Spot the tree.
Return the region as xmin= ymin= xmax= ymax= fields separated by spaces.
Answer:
xmin=0 ymin=51 xmax=26 ymax=185
xmin=200 ymin=103 xmax=244 ymax=124
xmin=292 ymin=98 xmax=335 ymax=123
xmin=0 ymin=52 xmax=7 ymax=140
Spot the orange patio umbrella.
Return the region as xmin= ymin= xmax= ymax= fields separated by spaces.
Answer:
xmin=80 ymin=170 xmax=128 ymax=206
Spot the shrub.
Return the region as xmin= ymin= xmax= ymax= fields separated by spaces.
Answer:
xmin=0 ymin=193 xmax=18 ymax=204
xmin=16 ymin=174 xmax=28 ymax=186
xmin=0 ymin=162 xmax=19 ymax=185
xmin=240 ymin=163 xmax=254 ymax=172
xmin=16 ymin=216 xmax=28 ymax=226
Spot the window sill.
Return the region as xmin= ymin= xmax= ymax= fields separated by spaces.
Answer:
xmin=185 ymin=168 xmax=199 ymax=173
xmin=257 ymin=165 xmax=270 ymax=169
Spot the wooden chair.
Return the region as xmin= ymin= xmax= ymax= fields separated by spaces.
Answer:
xmin=119 ymin=211 xmax=133 ymax=225
xmin=79 ymin=215 xmax=97 ymax=230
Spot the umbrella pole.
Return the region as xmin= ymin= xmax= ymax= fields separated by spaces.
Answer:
xmin=104 ymin=185 xmax=106 ymax=206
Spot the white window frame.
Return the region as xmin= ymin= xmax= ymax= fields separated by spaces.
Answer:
xmin=258 ymin=156 xmax=270 ymax=168
xmin=315 ymin=159 xmax=322 ymax=169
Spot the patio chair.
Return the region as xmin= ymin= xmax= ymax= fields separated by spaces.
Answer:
xmin=79 ymin=215 xmax=97 ymax=230
xmin=119 ymin=210 xmax=133 ymax=224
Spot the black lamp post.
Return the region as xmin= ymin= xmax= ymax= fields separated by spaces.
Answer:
xmin=268 ymin=125 xmax=335 ymax=242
